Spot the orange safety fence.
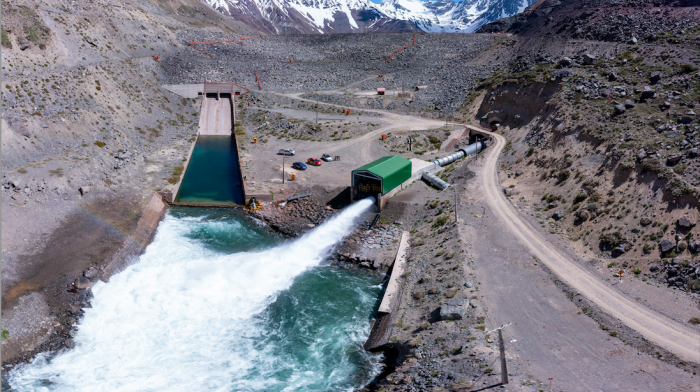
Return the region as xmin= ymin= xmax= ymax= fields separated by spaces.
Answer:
xmin=255 ymin=71 xmax=262 ymax=90
xmin=387 ymin=33 xmax=416 ymax=63
xmin=188 ymin=35 xmax=264 ymax=59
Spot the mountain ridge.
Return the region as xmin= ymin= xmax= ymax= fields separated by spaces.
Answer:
xmin=203 ymin=0 xmax=536 ymax=34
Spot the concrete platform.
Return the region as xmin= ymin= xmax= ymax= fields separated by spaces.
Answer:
xmin=161 ymin=84 xmax=203 ymax=98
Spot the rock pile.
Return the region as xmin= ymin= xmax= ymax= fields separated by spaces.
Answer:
xmin=249 ymin=196 xmax=334 ymax=237
xmin=656 ymin=258 xmax=700 ymax=293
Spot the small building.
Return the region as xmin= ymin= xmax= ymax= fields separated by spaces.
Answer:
xmin=377 ymin=88 xmax=385 ymax=95
xmin=352 ymin=156 xmax=412 ymax=210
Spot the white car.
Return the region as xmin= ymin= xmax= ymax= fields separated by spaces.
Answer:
xmin=321 ymin=154 xmax=333 ymax=162
xmin=278 ymin=149 xmax=295 ymax=156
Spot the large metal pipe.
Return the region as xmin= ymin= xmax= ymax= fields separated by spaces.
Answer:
xmin=422 ymin=172 xmax=450 ymax=190
xmin=431 ymin=141 xmax=483 ymax=167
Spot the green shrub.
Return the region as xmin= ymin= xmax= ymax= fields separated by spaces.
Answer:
xmin=574 ymin=192 xmax=588 ymax=203
xmin=94 ymin=141 xmax=105 ymax=147
xmin=681 ymin=64 xmax=699 ymax=74
xmin=433 ymin=215 xmax=449 ymax=227
xmin=1 ymin=29 xmax=11 ymax=48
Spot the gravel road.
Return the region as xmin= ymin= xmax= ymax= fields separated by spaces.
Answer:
xmin=479 ymin=129 xmax=700 ymax=363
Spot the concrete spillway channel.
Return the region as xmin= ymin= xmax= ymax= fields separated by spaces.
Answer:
xmin=364 ymin=231 xmax=410 ymax=352
xmin=171 ymin=85 xmax=246 ymax=206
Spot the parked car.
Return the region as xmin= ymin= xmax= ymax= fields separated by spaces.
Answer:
xmin=307 ymin=158 xmax=322 ymax=166
xmin=292 ymin=162 xmax=307 ymax=170
xmin=278 ymin=149 xmax=295 ymax=156
xmin=321 ymin=154 xmax=333 ymax=162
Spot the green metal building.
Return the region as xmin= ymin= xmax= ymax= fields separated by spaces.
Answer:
xmin=352 ymin=156 xmax=412 ymax=205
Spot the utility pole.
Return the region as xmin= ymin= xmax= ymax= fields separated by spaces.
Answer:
xmin=282 ymin=154 xmax=285 ymax=184
xmin=315 ymin=104 xmax=318 ymax=125
xmin=498 ymin=329 xmax=509 ymax=385
xmin=454 ymin=188 xmax=458 ymax=223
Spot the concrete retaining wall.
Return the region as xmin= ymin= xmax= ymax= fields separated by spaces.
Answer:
xmin=364 ymin=231 xmax=410 ymax=351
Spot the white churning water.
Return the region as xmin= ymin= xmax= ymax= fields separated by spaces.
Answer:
xmin=8 ymin=198 xmax=379 ymax=392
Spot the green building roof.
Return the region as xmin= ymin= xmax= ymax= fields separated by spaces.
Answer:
xmin=353 ymin=156 xmax=412 ymax=194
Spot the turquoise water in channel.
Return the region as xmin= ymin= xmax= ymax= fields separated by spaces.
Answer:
xmin=7 ymin=202 xmax=383 ymax=391
xmin=175 ymin=136 xmax=246 ymax=205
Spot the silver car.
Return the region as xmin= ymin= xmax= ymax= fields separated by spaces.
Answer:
xmin=278 ymin=149 xmax=295 ymax=156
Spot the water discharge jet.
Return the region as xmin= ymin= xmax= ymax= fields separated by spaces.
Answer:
xmin=8 ymin=198 xmax=378 ymax=391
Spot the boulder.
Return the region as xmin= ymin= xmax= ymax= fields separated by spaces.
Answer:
xmin=84 ymin=267 xmax=99 ymax=279
xmin=650 ymin=71 xmax=661 ymax=84
xmin=637 ymin=149 xmax=647 ymax=160
xmin=666 ymin=154 xmax=683 ymax=164
xmin=440 ymin=298 xmax=469 ymax=321
xmin=678 ymin=216 xmax=695 ymax=227
xmin=583 ymin=53 xmax=596 ymax=65
xmin=74 ymin=276 xmax=94 ymax=290
xmin=551 ymin=211 xmax=564 ymax=220
xmin=660 ymin=101 xmax=672 ymax=110
xmin=79 ymin=186 xmax=90 ymax=196
xmin=660 ymin=238 xmax=674 ymax=253
xmin=689 ymin=241 xmax=700 ymax=253
xmin=559 ymin=57 xmax=572 ymax=66
xmin=690 ymin=148 xmax=699 ymax=157
xmin=641 ymin=86 xmax=656 ymax=99
xmin=613 ymin=244 xmax=626 ymax=256
xmin=65 ymin=339 xmax=75 ymax=349
xmin=614 ymin=104 xmax=626 ymax=114
xmin=608 ymin=72 xmax=618 ymax=81
xmin=575 ymin=210 xmax=589 ymax=222
xmin=464 ymin=281 xmax=473 ymax=288
xmin=624 ymin=100 xmax=636 ymax=109
xmin=629 ymin=36 xmax=638 ymax=45
xmin=20 ymin=44 xmax=29 ymax=51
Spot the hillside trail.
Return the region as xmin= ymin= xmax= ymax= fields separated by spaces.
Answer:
xmin=262 ymin=89 xmax=700 ymax=363
xmin=475 ymin=129 xmax=700 ymax=363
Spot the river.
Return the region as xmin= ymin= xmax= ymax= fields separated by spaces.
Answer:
xmin=7 ymin=199 xmax=382 ymax=391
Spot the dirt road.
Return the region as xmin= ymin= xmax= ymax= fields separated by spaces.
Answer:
xmin=480 ymin=130 xmax=700 ymax=363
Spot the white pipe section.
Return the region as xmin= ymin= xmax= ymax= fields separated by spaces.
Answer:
xmin=422 ymin=172 xmax=450 ymax=190
xmin=431 ymin=141 xmax=483 ymax=167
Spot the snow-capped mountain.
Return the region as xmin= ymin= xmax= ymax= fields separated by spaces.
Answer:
xmin=203 ymin=0 xmax=535 ymax=34
xmin=205 ymin=0 xmax=420 ymax=34
xmin=378 ymin=0 xmax=534 ymax=32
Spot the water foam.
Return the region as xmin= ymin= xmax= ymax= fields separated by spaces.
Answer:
xmin=8 ymin=199 xmax=377 ymax=392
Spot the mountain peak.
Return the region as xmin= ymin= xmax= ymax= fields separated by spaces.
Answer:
xmin=203 ymin=0 xmax=537 ymax=34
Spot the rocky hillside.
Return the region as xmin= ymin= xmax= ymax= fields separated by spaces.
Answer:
xmin=478 ymin=0 xmax=700 ymax=43
xmin=461 ymin=19 xmax=700 ymax=294
xmin=0 ymin=0 xmax=252 ymax=366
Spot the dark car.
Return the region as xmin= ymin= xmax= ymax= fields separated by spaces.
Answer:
xmin=307 ymin=158 xmax=322 ymax=166
xmin=292 ymin=162 xmax=307 ymax=170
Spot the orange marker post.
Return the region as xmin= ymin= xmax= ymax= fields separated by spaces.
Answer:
xmin=381 ymin=134 xmax=386 ymax=140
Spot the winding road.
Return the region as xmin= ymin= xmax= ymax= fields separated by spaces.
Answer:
xmin=479 ymin=129 xmax=700 ymax=363
xmin=257 ymin=89 xmax=700 ymax=362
